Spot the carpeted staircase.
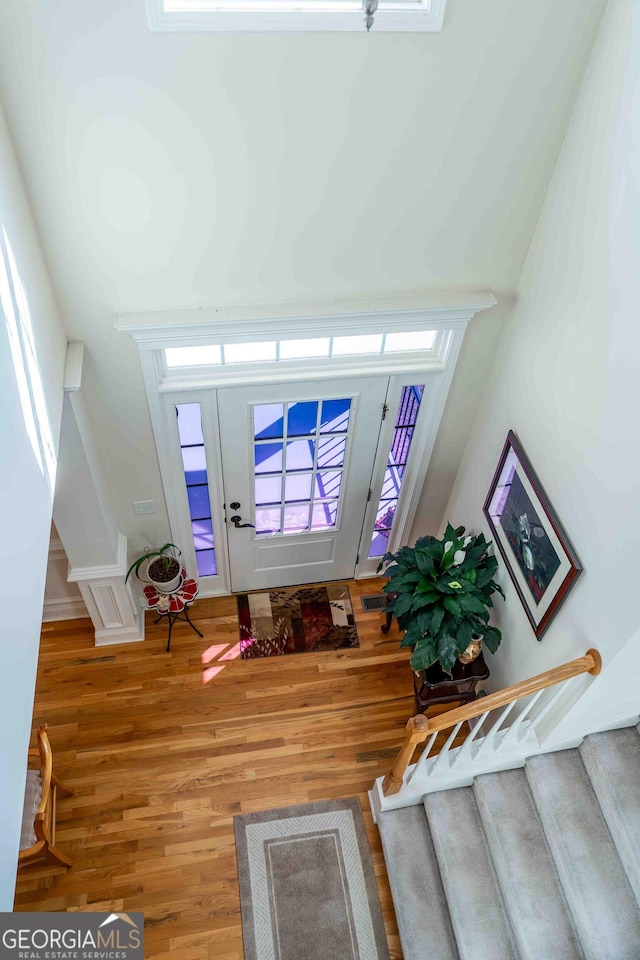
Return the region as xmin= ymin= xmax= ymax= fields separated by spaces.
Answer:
xmin=377 ymin=724 xmax=640 ymax=960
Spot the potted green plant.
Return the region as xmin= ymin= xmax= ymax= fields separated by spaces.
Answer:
xmin=379 ymin=524 xmax=505 ymax=674
xmin=125 ymin=543 xmax=183 ymax=594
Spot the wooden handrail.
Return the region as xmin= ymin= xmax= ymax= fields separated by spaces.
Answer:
xmin=382 ymin=648 xmax=601 ymax=796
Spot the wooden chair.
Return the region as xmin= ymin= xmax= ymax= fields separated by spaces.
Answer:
xmin=18 ymin=724 xmax=74 ymax=869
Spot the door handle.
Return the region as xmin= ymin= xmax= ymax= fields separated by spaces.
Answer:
xmin=230 ymin=515 xmax=255 ymax=529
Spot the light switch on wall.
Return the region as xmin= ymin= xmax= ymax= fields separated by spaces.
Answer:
xmin=133 ymin=500 xmax=155 ymax=515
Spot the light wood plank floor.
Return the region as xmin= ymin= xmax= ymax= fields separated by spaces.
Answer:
xmin=15 ymin=579 xmax=463 ymax=959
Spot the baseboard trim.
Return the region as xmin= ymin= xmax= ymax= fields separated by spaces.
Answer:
xmin=42 ymin=596 xmax=89 ymax=622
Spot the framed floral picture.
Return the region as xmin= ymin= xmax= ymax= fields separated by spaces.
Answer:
xmin=483 ymin=431 xmax=583 ymax=639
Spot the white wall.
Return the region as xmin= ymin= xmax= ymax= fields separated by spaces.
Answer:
xmin=0 ymin=103 xmax=67 ymax=905
xmin=442 ymin=0 xmax=640 ymax=706
xmin=42 ymin=524 xmax=87 ymax=622
xmin=410 ymin=298 xmax=511 ymax=539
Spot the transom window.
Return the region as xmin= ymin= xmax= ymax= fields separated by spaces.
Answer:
xmin=165 ymin=331 xmax=437 ymax=369
xmin=253 ymin=398 xmax=351 ymax=535
xmin=146 ymin=0 xmax=447 ymax=33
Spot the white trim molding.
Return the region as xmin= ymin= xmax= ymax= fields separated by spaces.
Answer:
xmin=63 ymin=341 xmax=84 ymax=392
xmin=67 ymin=534 xmax=145 ymax=645
xmin=116 ymin=291 xmax=496 ymax=348
xmin=119 ymin=292 xmax=496 ymax=594
xmin=67 ymin=532 xmax=129 ymax=583
xmin=43 ymin=535 xmax=89 ymax=622
xmin=42 ymin=597 xmax=88 ymax=623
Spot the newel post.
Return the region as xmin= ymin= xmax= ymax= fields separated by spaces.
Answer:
xmin=382 ymin=714 xmax=430 ymax=796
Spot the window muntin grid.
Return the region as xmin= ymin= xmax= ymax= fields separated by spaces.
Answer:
xmin=253 ymin=398 xmax=351 ymax=536
xmin=164 ymin=330 xmax=437 ymax=368
xmin=176 ymin=403 xmax=217 ymax=575
xmin=369 ymin=385 xmax=424 ymax=558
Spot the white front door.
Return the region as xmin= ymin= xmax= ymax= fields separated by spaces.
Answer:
xmin=217 ymin=377 xmax=389 ymax=591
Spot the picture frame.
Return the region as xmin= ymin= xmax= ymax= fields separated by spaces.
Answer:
xmin=483 ymin=430 xmax=583 ymax=639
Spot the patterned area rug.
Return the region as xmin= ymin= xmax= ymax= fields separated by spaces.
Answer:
xmin=237 ymin=584 xmax=359 ymax=659
xmin=234 ymin=798 xmax=390 ymax=960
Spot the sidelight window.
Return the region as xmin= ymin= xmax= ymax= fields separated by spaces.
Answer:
xmin=369 ymin=385 xmax=424 ymax=558
xmin=176 ymin=403 xmax=217 ymax=575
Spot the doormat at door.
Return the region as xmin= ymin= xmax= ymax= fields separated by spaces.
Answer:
xmin=237 ymin=584 xmax=359 ymax=659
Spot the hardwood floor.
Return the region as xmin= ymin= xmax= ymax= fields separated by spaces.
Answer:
xmin=15 ymin=579 xmax=462 ymax=959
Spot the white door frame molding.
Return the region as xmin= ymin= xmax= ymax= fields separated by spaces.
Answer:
xmin=354 ymin=343 xmax=465 ymax=577
xmin=122 ymin=292 xmax=495 ymax=596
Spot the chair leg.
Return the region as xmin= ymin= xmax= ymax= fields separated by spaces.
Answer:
xmin=52 ymin=772 xmax=74 ymax=797
xmin=46 ymin=844 xmax=73 ymax=868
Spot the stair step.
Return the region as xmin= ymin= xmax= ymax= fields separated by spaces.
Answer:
xmin=377 ymin=805 xmax=458 ymax=960
xmin=473 ymin=768 xmax=583 ymax=960
xmin=579 ymin=727 xmax=640 ymax=904
xmin=424 ymin=787 xmax=518 ymax=960
xmin=526 ymin=749 xmax=640 ymax=960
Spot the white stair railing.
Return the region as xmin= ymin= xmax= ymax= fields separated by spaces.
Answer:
xmin=381 ymin=649 xmax=601 ymax=801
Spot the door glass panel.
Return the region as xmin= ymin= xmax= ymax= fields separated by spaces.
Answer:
xmin=254 ymin=404 xmax=284 ymax=439
xmin=368 ymin=385 xmax=424 ymax=558
xmin=285 ymin=438 xmax=315 ymax=471
xmin=187 ymin=484 xmax=211 ymax=520
xmin=255 ymin=507 xmax=282 ymax=534
xmin=314 ymin=470 xmax=342 ymax=500
xmin=196 ymin=550 xmax=217 ymax=576
xmin=252 ymin=397 xmax=352 ymax=537
xmin=319 ymin=398 xmax=351 ymax=433
xmin=192 ymin=518 xmax=214 ymax=550
xmin=177 ymin=402 xmax=204 ymax=446
xmin=255 ymin=442 xmax=283 ymax=473
xmin=287 ymin=401 xmax=318 ymax=437
xmin=317 ymin=436 xmax=346 ymax=467
xmin=255 ymin=475 xmax=282 ymax=505
xmin=284 ymin=503 xmax=310 ymax=532
xmin=312 ymin=500 xmax=339 ymax=529
xmin=285 ymin=473 xmax=312 ymax=502
xmin=181 ymin=445 xmax=208 ymax=485
xmin=176 ymin=402 xmax=216 ymax=576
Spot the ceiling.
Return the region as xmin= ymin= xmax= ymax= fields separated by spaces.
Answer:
xmin=0 ymin=0 xmax=608 ymax=541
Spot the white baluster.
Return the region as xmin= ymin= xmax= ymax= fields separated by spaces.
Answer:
xmin=528 ymin=679 xmax=572 ymax=734
xmin=502 ymin=689 xmax=545 ymax=744
xmin=407 ymin=731 xmax=438 ymax=784
xmin=451 ymin=710 xmax=490 ymax=766
xmin=477 ymin=699 xmax=518 ymax=755
xmin=429 ymin=722 xmax=463 ymax=775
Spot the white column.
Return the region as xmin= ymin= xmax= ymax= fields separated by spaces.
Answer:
xmin=67 ymin=534 xmax=145 ymax=646
xmin=53 ymin=343 xmax=144 ymax=645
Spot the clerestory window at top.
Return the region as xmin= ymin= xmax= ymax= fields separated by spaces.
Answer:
xmin=165 ymin=330 xmax=438 ymax=369
xmin=146 ymin=0 xmax=447 ymax=33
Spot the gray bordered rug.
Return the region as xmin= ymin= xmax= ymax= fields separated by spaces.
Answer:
xmin=234 ymin=797 xmax=390 ymax=960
